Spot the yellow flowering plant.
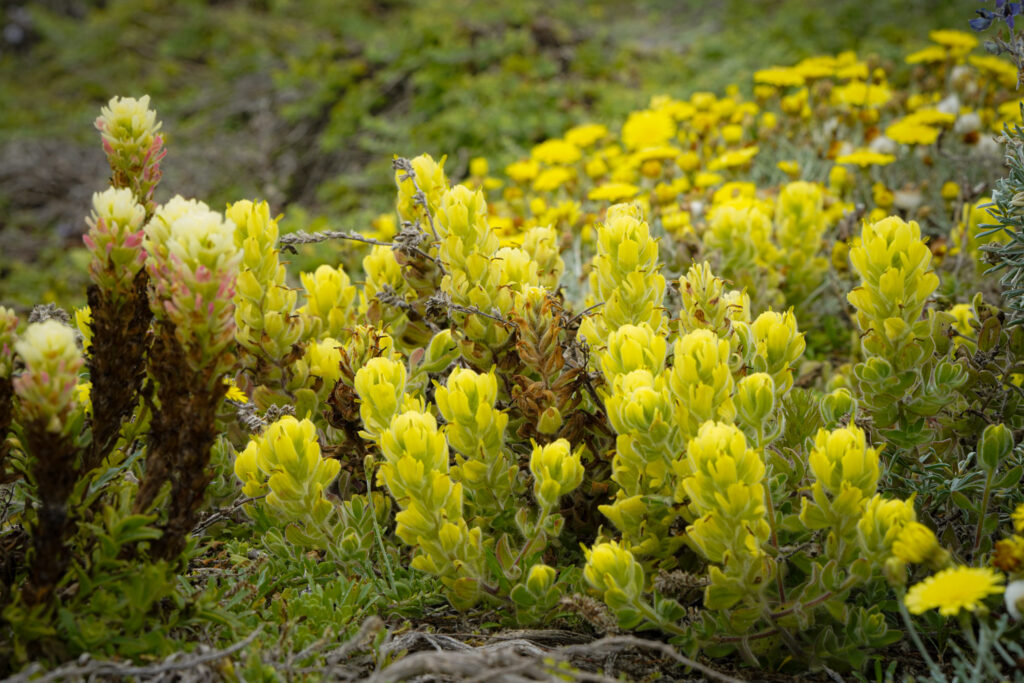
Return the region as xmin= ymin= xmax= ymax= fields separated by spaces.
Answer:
xmin=9 ymin=21 xmax=1024 ymax=676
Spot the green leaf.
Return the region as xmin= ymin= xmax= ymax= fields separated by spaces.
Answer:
xmin=997 ymin=466 xmax=1023 ymax=489
xmin=951 ymin=491 xmax=978 ymax=515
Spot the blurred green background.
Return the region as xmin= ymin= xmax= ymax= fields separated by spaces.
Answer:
xmin=0 ymin=0 xmax=966 ymax=309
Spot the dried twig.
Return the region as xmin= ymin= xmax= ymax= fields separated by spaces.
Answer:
xmin=279 ymin=228 xmax=392 ymax=250
xmin=365 ymin=630 xmax=745 ymax=683
xmin=191 ymin=494 xmax=265 ymax=536
xmin=9 ymin=626 xmax=262 ymax=683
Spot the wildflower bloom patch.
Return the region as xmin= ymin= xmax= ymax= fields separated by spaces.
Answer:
xmin=2 ymin=19 xmax=1024 ymax=682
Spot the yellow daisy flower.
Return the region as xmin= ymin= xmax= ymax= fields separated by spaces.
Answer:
xmin=506 ymin=159 xmax=540 ymax=183
xmin=969 ymin=55 xmax=1018 ymax=87
xmin=587 ymin=182 xmax=640 ymax=203
xmin=835 ymin=149 xmax=896 ymax=167
xmin=906 ymin=46 xmax=948 ymax=65
xmin=886 ymin=119 xmax=940 ymax=146
xmin=1013 ymin=502 xmax=1024 ymax=533
xmin=224 ymin=377 xmax=248 ymax=403
xmin=753 ymin=66 xmax=805 ymax=88
xmin=531 ymin=139 xmax=582 ymax=166
xmin=532 ymin=166 xmax=574 ymax=193
xmin=708 ymin=146 xmax=759 ymax=170
xmin=905 ymin=566 xmax=1004 ymax=616
xmin=621 ymin=109 xmax=676 ymax=150
xmin=929 ymin=29 xmax=979 ymax=56
xmin=564 ymin=123 xmax=608 ymax=149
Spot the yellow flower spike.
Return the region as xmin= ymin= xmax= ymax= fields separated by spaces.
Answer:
xmin=233 ymin=441 xmax=267 ymax=498
xmin=237 ymin=416 xmax=339 ymax=522
xmin=847 ymin=215 xmax=944 ymax=367
xmin=583 ymin=541 xmax=645 ymax=602
xmin=735 ymin=373 xmax=776 ymax=442
xmin=677 ymin=262 xmax=743 ymax=336
xmin=520 ymin=225 xmax=564 ymax=290
xmin=580 ymin=202 xmax=666 ymax=347
xmin=599 ymin=324 xmax=667 ymax=382
xmin=681 ymin=422 xmax=769 ymax=567
xmin=749 ymin=310 xmax=805 ymax=396
xmin=593 ymin=204 xmax=659 ymax=292
xmin=495 ymin=247 xmax=540 ymax=294
xmin=353 ymin=357 xmax=407 ymax=440
xmin=604 ymin=370 xmax=677 ymax=451
xmin=435 ymin=367 xmax=507 ymax=459
xmin=892 ymin=522 xmax=949 ymax=569
xmin=668 ymin=329 xmax=735 ymax=426
xmin=858 ymin=494 xmax=917 ymax=558
xmin=300 ymin=264 xmax=357 ymax=340
xmin=807 ymin=425 xmax=880 ymax=500
xmin=304 ymin=338 xmax=343 ymax=386
xmin=436 ymin=185 xmax=496 ymax=264
xmin=525 ymin=563 xmax=557 ymax=595
xmin=379 ymin=410 xmax=449 ymax=474
xmin=396 ymin=153 xmax=448 ymax=224
xmin=530 ymin=439 xmax=585 ymax=512
xmin=775 ymin=181 xmax=827 ymax=257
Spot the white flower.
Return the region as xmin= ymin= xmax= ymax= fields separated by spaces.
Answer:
xmin=91 ymin=187 xmax=145 ymax=230
xmin=1007 ymin=579 xmax=1024 ymax=620
xmin=14 ymin=320 xmax=80 ymax=370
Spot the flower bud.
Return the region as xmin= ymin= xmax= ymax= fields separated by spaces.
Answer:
xmin=300 ymin=264 xmax=356 ymax=340
xmin=354 ymin=357 xmax=407 ymax=439
xmin=83 ymin=187 xmax=147 ymax=297
xmin=583 ymin=541 xmax=645 ymax=603
xmin=235 ymin=416 xmax=340 ymax=522
xmin=520 ymin=225 xmax=564 ymax=289
xmin=396 ymin=154 xmax=448 ymax=224
xmin=892 ymin=521 xmax=949 ymax=569
xmin=978 ymin=423 xmax=1014 ymax=472
xmin=13 ymin=320 xmax=84 ymax=434
xmin=735 ymin=372 xmax=776 ymax=434
xmin=530 ymin=439 xmax=585 ymax=511
xmin=0 ymin=307 xmax=19 ymax=379
xmin=807 ymin=425 xmax=880 ymax=500
xmin=420 ymin=330 xmax=459 ymax=374
xmin=304 ymin=338 xmax=343 ymax=386
xmin=821 ymin=387 xmax=857 ymax=424
xmin=537 ymin=406 xmax=563 ymax=436
xmin=858 ymin=494 xmax=917 ymax=557
xmin=600 ymin=323 xmax=667 ymax=381
xmin=525 ymin=563 xmax=557 ymax=595
xmin=749 ymin=309 xmax=805 ymax=396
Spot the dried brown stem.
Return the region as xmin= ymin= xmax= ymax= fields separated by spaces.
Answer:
xmin=135 ymin=322 xmax=225 ymax=561
xmin=85 ymin=269 xmax=151 ymax=471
